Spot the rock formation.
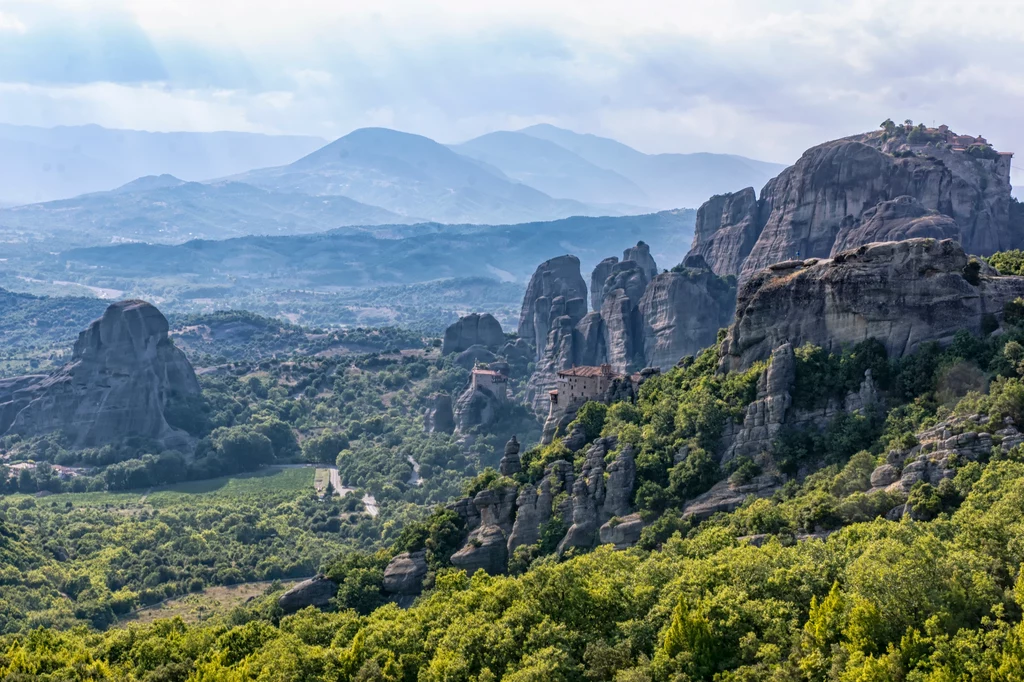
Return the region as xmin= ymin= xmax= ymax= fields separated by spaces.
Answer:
xmin=499 ymin=435 xmax=522 ymax=476
xmin=831 ymin=196 xmax=961 ymax=255
xmin=454 ymin=345 xmax=498 ymax=370
xmin=518 ymin=255 xmax=588 ymax=356
xmin=686 ymin=129 xmax=1020 ymax=282
xmin=0 ymin=300 xmax=200 ymax=450
xmin=622 ymin=241 xmax=659 ymax=279
xmin=454 ymin=369 xmax=507 ymax=434
xmin=638 ymin=269 xmax=735 ymax=370
xmin=450 ymin=486 xmax=518 ymax=575
xmin=425 ymin=393 xmax=455 ymax=434
xmin=277 ymin=575 xmax=338 ymax=613
xmin=442 ymin=313 xmax=505 ymax=355
xmin=721 ymin=239 xmax=1024 ymax=372
xmin=590 ymin=257 xmax=619 ymax=312
xmin=689 ymin=187 xmax=761 ymax=276
xmin=383 ymin=550 xmax=429 ymax=595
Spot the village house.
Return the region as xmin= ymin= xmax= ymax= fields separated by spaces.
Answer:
xmin=548 ymin=364 xmax=630 ymax=408
xmin=470 ymin=367 xmax=508 ymax=402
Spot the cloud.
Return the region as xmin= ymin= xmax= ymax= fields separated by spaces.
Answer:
xmin=0 ymin=11 xmax=26 ymax=33
xmin=0 ymin=0 xmax=1021 ymax=164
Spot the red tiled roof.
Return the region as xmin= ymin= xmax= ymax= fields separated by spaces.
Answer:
xmin=472 ymin=369 xmax=504 ymax=376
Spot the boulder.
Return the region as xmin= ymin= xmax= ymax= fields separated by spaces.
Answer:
xmin=425 ymin=393 xmax=455 ymax=434
xmin=0 ymin=300 xmax=200 ymax=450
xmin=721 ymin=239 xmax=1024 ymax=372
xmin=277 ymin=575 xmax=338 ymax=613
xmin=383 ymin=550 xmax=429 ymax=595
xmin=442 ymin=313 xmax=505 ymax=355
xmin=870 ymin=463 xmax=901 ymax=488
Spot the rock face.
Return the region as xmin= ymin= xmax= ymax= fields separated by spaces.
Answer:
xmin=454 ymin=379 xmax=504 ymax=433
xmin=686 ymin=131 xmax=1019 ymax=282
xmin=638 ymin=270 xmax=736 ymax=370
xmin=442 ymin=313 xmax=505 ymax=355
xmin=591 ymin=257 xmax=619 ymax=312
xmin=721 ymin=343 xmax=795 ymax=464
xmin=518 ymin=255 xmax=588 ymax=356
xmin=721 ymin=239 xmax=1024 ymax=371
xmin=831 ymin=196 xmax=961 ymax=254
xmin=690 ymin=187 xmax=761 ymax=276
xmin=450 ymin=486 xmax=518 ymax=575
xmin=383 ymin=550 xmax=429 ymax=595
xmin=278 ymin=575 xmax=338 ymax=613
xmin=425 ymin=393 xmax=455 ymax=434
xmin=0 ymin=300 xmax=200 ymax=450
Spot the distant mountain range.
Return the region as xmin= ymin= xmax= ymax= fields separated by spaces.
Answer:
xmin=504 ymin=124 xmax=786 ymax=209
xmin=0 ymin=124 xmax=326 ymax=205
xmin=0 ymin=174 xmax=412 ymax=245
xmin=0 ymin=122 xmax=787 ymax=230
xmin=56 ymin=210 xmax=695 ymax=290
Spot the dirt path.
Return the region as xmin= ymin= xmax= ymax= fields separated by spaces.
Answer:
xmin=407 ymin=456 xmax=422 ymax=486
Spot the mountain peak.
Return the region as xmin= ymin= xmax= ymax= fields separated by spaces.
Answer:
xmin=112 ymin=174 xmax=186 ymax=193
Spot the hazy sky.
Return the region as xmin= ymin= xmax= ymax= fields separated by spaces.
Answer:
xmin=1 ymin=0 xmax=1023 ymax=165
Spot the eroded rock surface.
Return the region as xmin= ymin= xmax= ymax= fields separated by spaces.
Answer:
xmin=685 ymin=130 xmax=1019 ymax=281
xmin=442 ymin=313 xmax=505 ymax=355
xmin=0 ymin=300 xmax=200 ymax=450
xmin=383 ymin=551 xmax=429 ymax=595
xmin=518 ymin=255 xmax=588 ymax=356
xmin=278 ymin=575 xmax=338 ymax=613
xmin=721 ymin=239 xmax=1024 ymax=371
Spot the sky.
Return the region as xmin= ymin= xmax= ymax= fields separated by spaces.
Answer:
xmin=1 ymin=0 xmax=1023 ymax=164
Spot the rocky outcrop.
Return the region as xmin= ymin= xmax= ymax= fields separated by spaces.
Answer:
xmin=638 ymin=269 xmax=736 ymax=370
xmin=686 ymin=130 xmax=1020 ymax=282
xmin=602 ymin=443 xmax=636 ymax=519
xmin=454 ymin=381 xmax=504 ymax=434
xmin=557 ymin=437 xmax=620 ymax=554
xmin=831 ymin=196 xmax=961 ymax=254
xmin=499 ymin=436 xmax=522 ymax=476
xmin=450 ymin=486 xmax=518 ymax=575
xmin=689 ymin=187 xmax=761 ymax=276
xmin=683 ymin=474 xmax=779 ymax=520
xmin=591 ymin=257 xmax=619 ymax=312
xmin=277 ymin=575 xmax=338 ymax=613
xmin=442 ymin=313 xmax=505 ymax=355
xmin=525 ymin=295 xmax=590 ymax=412
xmin=0 ymin=300 xmax=200 ymax=450
xmin=622 ymin=241 xmax=659 ymax=279
xmin=454 ymin=345 xmax=498 ymax=370
xmin=425 ymin=393 xmax=455 ymax=434
xmin=383 ymin=550 xmax=429 ymax=595
xmin=721 ymin=343 xmax=795 ymax=464
xmin=518 ymin=255 xmax=588 ymax=356
xmin=721 ymin=239 xmax=1024 ymax=372
xmin=599 ymin=513 xmax=644 ymax=549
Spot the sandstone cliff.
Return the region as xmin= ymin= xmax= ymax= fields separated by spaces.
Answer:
xmin=721 ymin=239 xmax=1024 ymax=372
xmin=687 ymin=129 xmax=1020 ymax=281
xmin=0 ymin=300 xmax=200 ymax=450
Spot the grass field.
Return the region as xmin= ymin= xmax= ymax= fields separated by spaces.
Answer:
xmin=15 ymin=467 xmax=315 ymax=508
xmin=117 ymin=579 xmax=304 ymax=627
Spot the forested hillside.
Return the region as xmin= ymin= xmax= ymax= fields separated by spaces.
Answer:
xmin=5 ymin=301 xmax=1024 ymax=678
